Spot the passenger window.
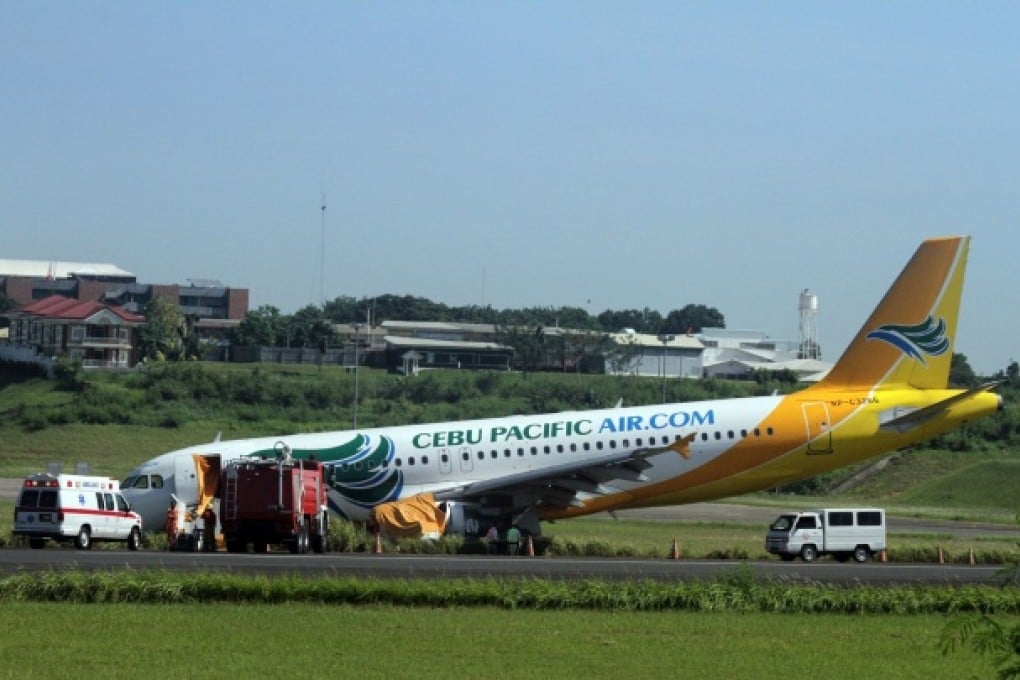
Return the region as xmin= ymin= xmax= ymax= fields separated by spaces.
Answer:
xmin=858 ymin=511 xmax=882 ymax=526
xmin=40 ymin=491 xmax=57 ymax=508
xmin=829 ymin=512 xmax=853 ymax=527
xmin=116 ymin=495 xmax=129 ymax=512
xmin=103 ymin=493 xmax=115 ymax=510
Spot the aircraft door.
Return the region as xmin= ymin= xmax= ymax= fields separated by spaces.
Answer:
xmin=439 ymin=448 xmax=453 ymax=475
xmin=802 ymin=402 xmax=833 ymax=454
xmin=174 ymin=454 xmax=200 ymax=505
xmin=459 ymin=446 xmax=474 ymax=473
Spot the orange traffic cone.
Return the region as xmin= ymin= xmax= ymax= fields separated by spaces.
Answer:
xmin=526 ymin=535 xmax=535 ymax=557
xmin=878 ymin=549 xmax=887 ymax=563
xmin=373 ymin=530 xmax=383 ymax=555
xmin=671 ymin=538 xmax=680 ymax=560
xmin=937 ymin=546 xmax=944 ymax=564
xmin=968 ymin=546 xmax=975 ymax=565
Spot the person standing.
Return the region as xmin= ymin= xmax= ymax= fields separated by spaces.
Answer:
xmin=506 ymin=524 xmax=521 ymax=557
xmin=485 ymin=525 xmax=499 ymax=554
xmin=201 ymin=505 xmax=217 ymax=552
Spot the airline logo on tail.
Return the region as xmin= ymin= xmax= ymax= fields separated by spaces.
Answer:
xmin=866 ymin=314 xmax=950 ymax=366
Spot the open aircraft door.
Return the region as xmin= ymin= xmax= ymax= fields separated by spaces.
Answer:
xmin=802 ymin=402 xmax=833 ymax=454
xmin=173 ymin=453 xmax=222 ymax=510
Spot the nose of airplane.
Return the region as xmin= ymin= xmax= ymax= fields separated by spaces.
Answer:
xmin=123 ymin=483 xmax=173 ymax=532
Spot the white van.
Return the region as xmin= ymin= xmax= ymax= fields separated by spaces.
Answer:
xmin=765 ymin=508 xmax=886 ymax=562
xmin=13 ymin=473 xmax=143 ymax=550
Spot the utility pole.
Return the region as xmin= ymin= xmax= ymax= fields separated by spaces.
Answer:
xmin=658 ymin=334 xmax=675 ymax=402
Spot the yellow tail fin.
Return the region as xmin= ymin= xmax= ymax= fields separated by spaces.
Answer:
xmin=815 ymin=236 xmax=969 ymax=390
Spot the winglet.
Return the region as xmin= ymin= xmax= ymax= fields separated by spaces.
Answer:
xmin=813 ymin=236 xmax=969 ymax=391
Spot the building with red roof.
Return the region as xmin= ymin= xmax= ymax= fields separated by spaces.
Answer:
xmin=7 ymin=295 xmax=146 ymax=368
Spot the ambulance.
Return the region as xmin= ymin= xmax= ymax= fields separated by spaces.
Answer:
xmin=13 ymin=473 xmax=143 ymax=550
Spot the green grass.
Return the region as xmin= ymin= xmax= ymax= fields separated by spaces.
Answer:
xmin=0 ymin=602 xmax=1006 ymax=679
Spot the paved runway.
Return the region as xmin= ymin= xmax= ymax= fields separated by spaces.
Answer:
xmin=0 ymin=547 xmax=1009 ymax=585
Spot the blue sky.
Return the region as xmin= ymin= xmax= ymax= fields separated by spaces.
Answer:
xmin=2 ymin=3 xmax=1018 ymax=374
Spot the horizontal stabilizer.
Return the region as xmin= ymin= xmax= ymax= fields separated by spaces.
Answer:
xmin=879 ymin=381 xmax=1001 ymax=432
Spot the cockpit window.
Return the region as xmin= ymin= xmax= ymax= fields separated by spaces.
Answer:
xmin=122 ymin=476 xmax=136 ymax=488
xmin=130 ymin=476 xmax=149 ymax=489
xmin=150 ymin=475 xmax=164 ymax=489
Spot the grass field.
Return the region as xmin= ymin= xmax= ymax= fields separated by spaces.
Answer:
xmin=0 ymin=602 xmax=1005 ymax=679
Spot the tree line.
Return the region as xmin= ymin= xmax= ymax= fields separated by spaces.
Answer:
xmin=228 ymin=293 xmax=727 ymax=350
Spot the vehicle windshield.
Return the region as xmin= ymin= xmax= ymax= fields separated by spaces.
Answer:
xmin=769 ymin=514 xmax=796 ymax=532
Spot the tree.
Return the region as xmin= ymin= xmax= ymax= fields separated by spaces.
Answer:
xmin=0 ymin=293 xmax=18 ymax=315
xmin=596 ymin=308 xmax=662 ymax=334
xmin=286 ymin=305 xmax=336 ymax=348
xmin=661 ymin=304 xmax=725 ymax=334
xmin=228 ymin=305 xmax=286 ymax=347
xmin=605 ymin=334 xmax=642 ymax=376
xmin=138 ymin=296 xmax=188 ymax=361
xmin=322 ymin=296 xmax=359 ymax=323
xmin=950 ymin=352 xmax=977 ymax=388
xmin=496 ymin=323 xmax=547 ymax=376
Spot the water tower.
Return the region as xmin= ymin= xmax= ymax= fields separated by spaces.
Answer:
xmin=798 ymin=289 xmax=820 ymax=359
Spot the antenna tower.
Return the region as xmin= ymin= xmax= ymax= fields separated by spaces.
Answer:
xmin=320 ymin=190 xmax=326 ymax=304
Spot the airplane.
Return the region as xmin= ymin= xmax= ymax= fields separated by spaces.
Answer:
xmin=121 ymin=236 xmax=1003 ymax=540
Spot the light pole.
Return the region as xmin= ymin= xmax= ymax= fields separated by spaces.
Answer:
xmin=657 ymin=334 xmax=675 ymax=403
xmin=353 ymin=322 xmax=360 ymax=429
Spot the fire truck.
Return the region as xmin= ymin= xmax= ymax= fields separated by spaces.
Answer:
xmin=219 ymin=452 xmax=329 ymax=554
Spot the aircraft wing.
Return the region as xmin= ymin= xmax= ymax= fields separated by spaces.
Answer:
xmin=432 ymin=434 xmax=695 ymax=509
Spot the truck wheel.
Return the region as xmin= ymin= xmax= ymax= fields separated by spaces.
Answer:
xmin=75 ymin=526 xmax=92 ymax=550
xmin=127 ymin=528 xmax=141 ymax=551
xmin=29 ymin=538 xmax=46 ymax=550
xmin=853 ymin=546 xmax=871 ymax=563
xmin=800 ymin=545 xmax=817 ymax=562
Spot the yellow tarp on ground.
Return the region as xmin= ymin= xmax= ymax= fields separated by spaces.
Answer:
xmin=370 ymin=493 xmax=447 ymax=539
